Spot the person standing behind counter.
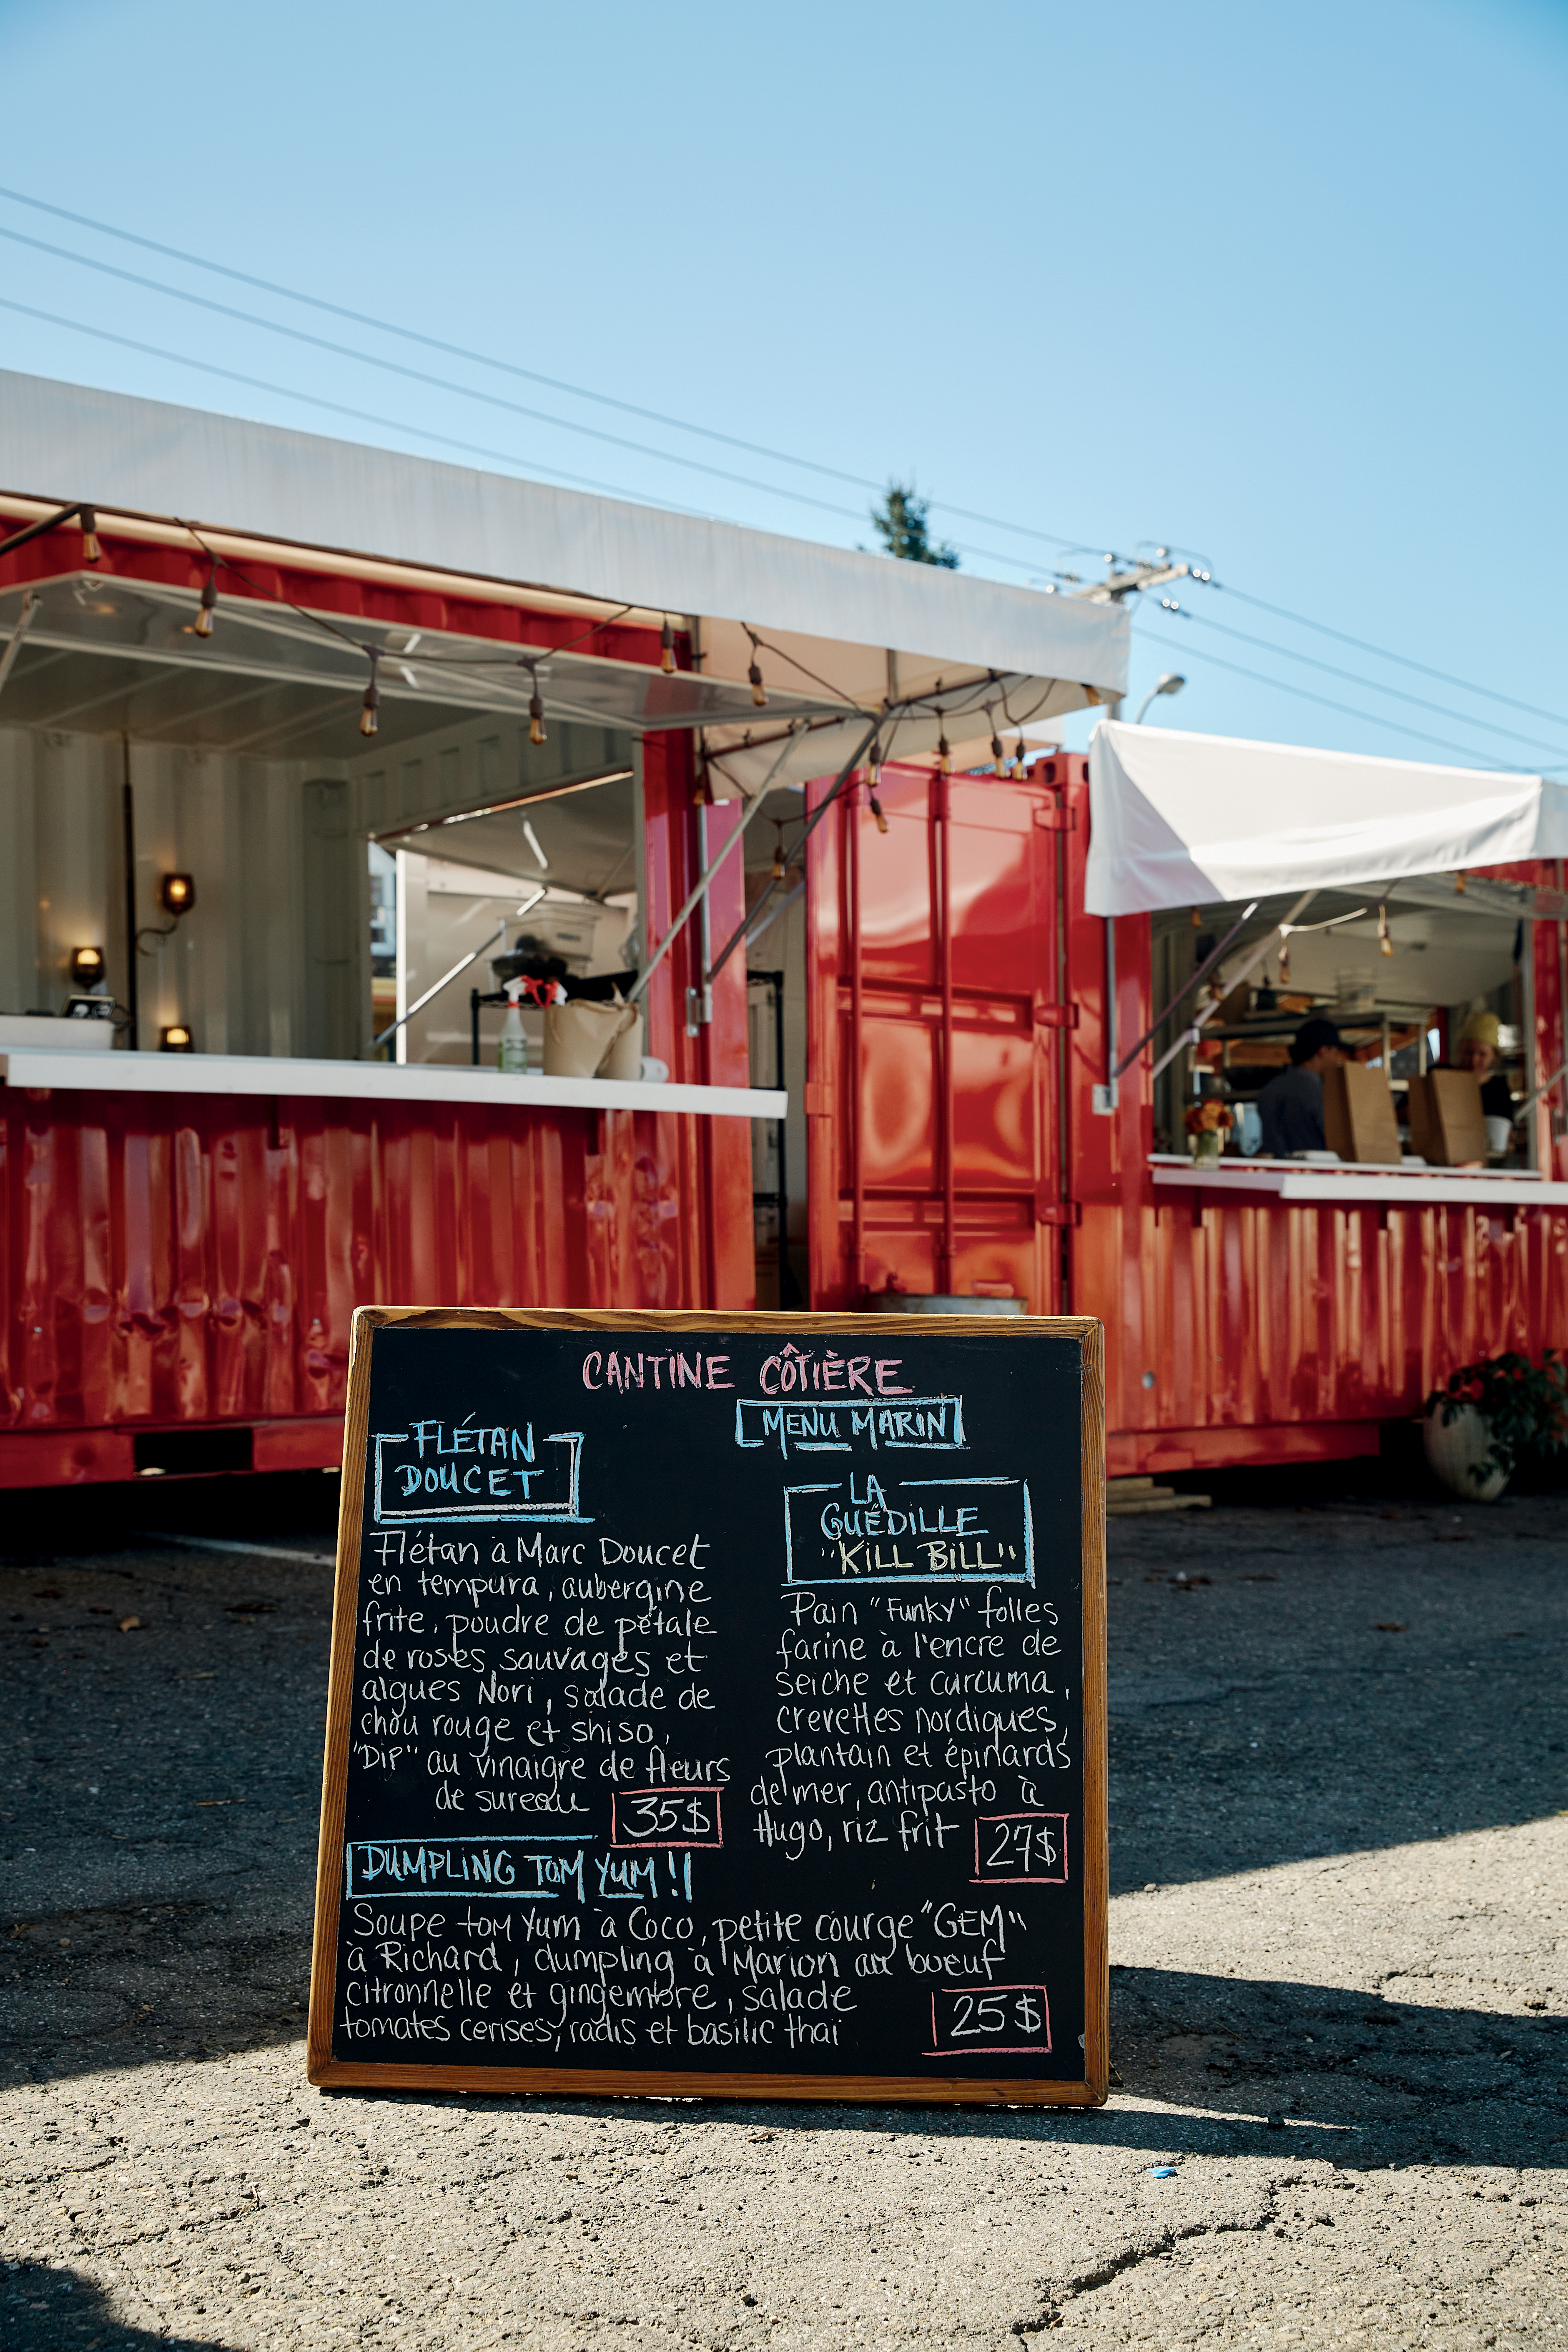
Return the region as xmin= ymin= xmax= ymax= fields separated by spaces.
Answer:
xmin=1257 ymin=1016 xmax=1345 ymax=1155
xmin=1452 ymin=1010 xmax=1514 ymax=1120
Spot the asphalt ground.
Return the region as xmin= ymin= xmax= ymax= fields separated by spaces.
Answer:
xmin=1 ymin=1466 xmax=1564 ymax=2349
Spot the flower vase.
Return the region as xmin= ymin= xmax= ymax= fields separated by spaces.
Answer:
xmin=1190 ymin=1129 xmax=1223 ymax=1167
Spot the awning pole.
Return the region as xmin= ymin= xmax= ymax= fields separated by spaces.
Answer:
xmin=1114 ymin=901 xmax=1259 ymax=1078
xmin=1146 ymin=891 xmax=1318 ymax=1086
xmin=366 ymin=916 xmax=517 ymax=1054
xmin=0 ymin=591 xmax=40 ymax=710
xmin=705 ymin=718 xmax=881 ymax=986
xmin=629 ymin=727 xmax=816 ymax=1008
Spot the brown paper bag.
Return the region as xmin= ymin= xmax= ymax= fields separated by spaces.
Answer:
xmin=543 ymin=998 xmax=642 ymax=1080
xmin=1406 ymin=1069 xmax=1488 ymax=1166
xmin=1322 ymin=1062 xmax=1403 ymax=1166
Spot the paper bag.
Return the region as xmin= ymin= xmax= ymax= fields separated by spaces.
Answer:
xmin=1405 ymin=1070 xmax=1489 ymax=1166
xmin=1322 ymin=1062 xmax=1403 ymax=1167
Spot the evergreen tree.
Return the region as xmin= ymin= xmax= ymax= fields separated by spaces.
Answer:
xmin=868 ymin=481 xmax=959 ymax=569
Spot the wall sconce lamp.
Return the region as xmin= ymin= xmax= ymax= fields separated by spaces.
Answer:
xmin=137 ymin=874 xmax=197 ymax=955
xmin=70 ymin=944 xmax=106 ymax=987
xmin=159 ymin=1024 xmax=194 ymax=1052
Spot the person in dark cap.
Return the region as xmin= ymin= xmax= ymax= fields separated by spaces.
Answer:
xmin=1257 ymin=1016 xmax=1345 ymax=1156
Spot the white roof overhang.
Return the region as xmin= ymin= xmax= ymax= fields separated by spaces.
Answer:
xmin=0 ymin=370 xmax=1128 ymax=783
xmin=1086 ymin=718 xmax=1568 ymax=916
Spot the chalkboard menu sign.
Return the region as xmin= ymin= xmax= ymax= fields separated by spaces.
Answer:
xmin=308 ymin=1310 xmax=1106 ymax=2106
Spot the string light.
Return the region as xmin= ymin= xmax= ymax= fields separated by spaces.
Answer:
xmin=989 ymin=720 xmax=1006 ymax=775
xmin=745 ymin=627 xmax=767 ymax=708
xmin=1454 ymin=871 xmax=1468 ymax=894
xmin=866 ymin=751 xmax=888 ymax=833
xmin=938 ymin=728 xmax=951 ymax=775
xmin=80 ymin=506 xmax=101 ymax=562
xmin=1011 ymin=733 xmax=1027 ymax=779
xmin=360 ymin=649 xmax=380 ymax=737
xmin=527 ymin=665 xmax=547 ymax=746
xmin=1378 ymin=904 xmax=1393 ymax=956
xmin=660 ymin=618 xmax=676 ymax=675
xmin=193 ymin=563 xmax=218 ymax=637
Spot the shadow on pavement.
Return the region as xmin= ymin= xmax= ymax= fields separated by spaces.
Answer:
xmin=2 ymin=2262 xmax=221 ymax=2349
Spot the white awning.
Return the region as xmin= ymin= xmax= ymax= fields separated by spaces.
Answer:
xmin=0 ymin=370 xmax=1129 ymax=773
xmin=1086 ymin=719 xmax=1568 ymax=915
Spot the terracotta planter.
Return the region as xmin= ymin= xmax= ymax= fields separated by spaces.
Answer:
xmin=1423 ymin=1402 xmax=1508 ymax=1502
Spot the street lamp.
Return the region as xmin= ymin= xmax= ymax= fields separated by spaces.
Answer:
xmin=1134 ymin=673 xmax=1186 ymax=725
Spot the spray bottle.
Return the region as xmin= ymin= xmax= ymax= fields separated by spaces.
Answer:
xmin=497 ymin=978 xmax=529 ymax=1074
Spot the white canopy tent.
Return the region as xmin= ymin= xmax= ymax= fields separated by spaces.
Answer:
xmin=0 ymin=370 xmax=1129 ymax=790
xmin=1086 ymin=719 xmax=1568 ymax=915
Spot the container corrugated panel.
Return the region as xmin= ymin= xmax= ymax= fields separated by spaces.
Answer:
xmin=0 ymin=1093 xmax=721 ymax=1437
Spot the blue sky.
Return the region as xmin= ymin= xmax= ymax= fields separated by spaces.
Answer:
xmin=1 ymin=0 xmax=1563 ymax=769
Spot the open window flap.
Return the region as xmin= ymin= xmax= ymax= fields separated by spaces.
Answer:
xmin=1086 ymin=717 xmax=1568 ymax=916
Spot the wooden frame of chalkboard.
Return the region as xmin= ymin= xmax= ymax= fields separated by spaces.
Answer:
xmin=308 ymin=1308 xmax=1106 ymax=2106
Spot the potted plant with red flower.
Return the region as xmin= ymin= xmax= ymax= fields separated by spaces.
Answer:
xmin=1423 ymin=1350 xmax=1568 ymax=1500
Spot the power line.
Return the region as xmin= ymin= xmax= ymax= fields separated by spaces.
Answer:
xmin=0 ymin=182 xmax=1087 ymax=562
xmin=1207 ymin=577 xmax=1568 ymax=735
xmin=0 ymin=220 xmax=1061 ymax=582
xmin=5 ymin=179 xmax=1559 ymax=757
xmin=0 ymin=224 xmax=883 ymax=535
xmin=1161 ymin=600 xmax=1568 ymax=765
xmin=1135 ymin=623 xmax=1539 ymax=772
xmin=0 ymin=295 xmax=747 ymax=525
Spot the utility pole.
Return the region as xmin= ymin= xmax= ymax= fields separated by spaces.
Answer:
xmin=1072 ymin=553 xmax=1197 ymax=1114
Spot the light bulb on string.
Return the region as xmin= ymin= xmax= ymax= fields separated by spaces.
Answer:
xmin=745 ymin=628 xmax=767 ymax=708
xmin=527 ymin=667 xmax=547 ymax=746
xmin=359 ymin=650 xmax=380 ymax=738
xmin=1011 ymin=735 xmax=1027 ymax=780
xmin=938 ymin=729 xmax=951 ymax=776
xmin=989 ymin=722 xmax=1006 ymax=776
xmin=660 ymin=618 xmax=677 ymax=675
xmin=1378 ymin=904 xmax=1393 ymax=957
xmin=770 ymin=822 xmax=786 ymax=883
xmin=80 ymin=506 xmax=101 ymax=563
xmin=866 ymin=751 xmax=888 ymax=833
xmin=193 ymin=564 xmax=218 ymax=638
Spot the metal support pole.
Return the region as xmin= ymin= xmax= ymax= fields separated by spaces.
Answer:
xmin=121 ymin=735 xmax=139 ymax=1049
xmin=937 ymin=768 xmax=957 ymax=1290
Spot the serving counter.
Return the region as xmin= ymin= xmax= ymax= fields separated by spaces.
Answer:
xmin=0 ymin=1051 xmax=784 ymax=1488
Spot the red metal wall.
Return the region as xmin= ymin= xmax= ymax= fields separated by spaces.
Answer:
xmin=0 ymin=1089 xmax=748 ymax=1485
xmin=806 ymin=758 xmax=1072 ymax=1310
xmin=807 ymin=752 xmax=1568 ymax=1472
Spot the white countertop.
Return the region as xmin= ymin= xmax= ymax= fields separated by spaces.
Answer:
xmin=1149 ymin=1153 xmax=1568 ymax=1207
xmin=0 ymin=1048 xmax=785 ymax=1121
